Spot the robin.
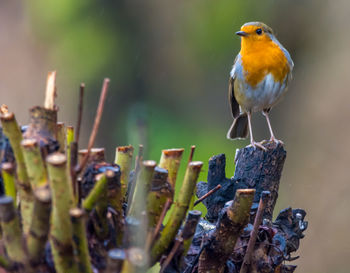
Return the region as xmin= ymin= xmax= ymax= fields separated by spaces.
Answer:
xmin=226 ymin=22 xmax=293 ymax=149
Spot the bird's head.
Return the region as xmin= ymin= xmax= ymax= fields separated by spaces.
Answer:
xmin=236 ymin=22 xmax=274 ymax=43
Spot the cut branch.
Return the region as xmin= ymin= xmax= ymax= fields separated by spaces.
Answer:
xmin=1 ymin=162 xmax=17 ymax=204
xmin=0 ymin=196 xmax=27 ymax=264
xmin=75 ymin=83 xmax=85 ymax=143
xmin=21 ymin=138 xmax=48 ymax=189
xmin=44 ymin=71 xmax=57 ymax=110
xmin=114 ymin=145 xmax=134 ymax=198
xmin=159 ymin=148 xmax=184 ymax=191
xmin=46 ymin=153 xmax=78 ymax=273
xmin=151 ymin=161 xmax=203 ymax=264
xmin=240 ymin=191 xmax=270 ymax=273
xmin=0 ymin=112 xmax=33 ymax=234
xmin=198 ymin=189 xmax=255 ymax=273
xmin=76 ymin=78 xmax=110 ymax=175
xmin=194 ymin=184 xmax=221 ymax=207
xmin=27 ymin=186 xmax=51 ymax=264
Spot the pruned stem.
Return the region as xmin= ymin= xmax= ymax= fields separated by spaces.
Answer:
xmin=46 ymin=153 xmax=78 ymax=273
xmin=0 ymin=196 xmax=27 ymax=264
xmin=146 ymin=198 xmax=172 ymax=251
xmin=82 ymin=172 xmax=107 ymax=212
xmin=151 ymin=161 xmax=203 ymax=264
xmin=78 ymin=148 xmax=105 ymax=170
xmin=93 ymin=171 xmax=114 ymax=240
xmin=159 ymin=148 xmax=184 ymax=193
xmin=198 ymin=189 xmax=255 ymax=273
xmin=0 ymin=112 xmax=33 ymax=234
xmin=128 ymin=160 xmax=156 ymax=218
xmin=44 ymin=71 xmax=57 ymax=110
xmin=146 ymin=166 xmax=172 ymax=229
xmin=76 ymin=78 xmax=110 ymax=174
xmin=27 ymin=186 xmax=51 ymax=264
xmin=23 ymin=106 xmax=58 ymax=155
xmin=66 ymin=126 xmax=74 ymax=174
xmin=75 ymin=83 xmax=85 ymax=143
xmin=187 ymin=145 xmax=196 ymax=165
xmin=1 ymin=163 xmax=17 ymax=204
xmin=70 ymin=208 xmax=93 ymax=273
xmin=56 ymin=122 xmax=66 ymax=153
xmin=21 ymin=139 xmax=48 ymax=189
xmin=194 ymin=184 xmax=222 ymax=206
xmin=114 ymin=145 xmax=134 ymax=198
xmin=180 ymin=210 xmax=202 ymax=265
xmin=160 ymin=237 xmax=183 ymax=273
xmin=106 ymin=167 xmax=124 ymax=245
xmin=240 ymin=191 xmax=270 ymax=273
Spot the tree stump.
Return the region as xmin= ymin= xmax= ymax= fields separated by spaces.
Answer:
xmin=197 ymin=143 xmax=286 ymax=222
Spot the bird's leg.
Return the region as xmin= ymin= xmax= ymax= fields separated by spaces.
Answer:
xmin=247 ymin=111 xmax=267 ymax=151
xmin=262 ymin=110 xmax=283 ymax=145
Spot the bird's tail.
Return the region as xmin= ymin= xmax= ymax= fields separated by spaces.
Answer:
xmin=226 ymin=113 xmax=249 ymax=139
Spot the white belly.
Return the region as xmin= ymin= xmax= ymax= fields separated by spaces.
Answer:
xmin=235 ymin=73 xmax=288 ymax=112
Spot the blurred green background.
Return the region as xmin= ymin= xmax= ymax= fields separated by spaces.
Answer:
xmin=1 ymin=0 xmax=350 ymax=272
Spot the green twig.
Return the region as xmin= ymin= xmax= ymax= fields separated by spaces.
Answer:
xmin=151 ymin=161 xmax=203 ymax=263
xmin=106 ymin=167 xmax=124 ymax=246
xmin=56 ymin=122 xmax=66 ymax=153
xmin=0 ymin=196 xmax=27 ymax=264
xmin=0 ymin=112 xmax=33 ymax=234
xmin=159 ymin=148 xmax=184 ymax=195
xmin=114 ymin=145 xmax=134 ymax=199
xmin=66 ymin=125 xmax=74 ymax=168
xmin=70 ymin=208 xmax=93 ymax=273
xmin=47 ymin=153 xmax=78 ymax=273
xmin=146 ymin=167 xmax=172 ymax=229
xmin=1 ymin=163 xmax=17 ymax=204
xmin=82 ymin=173 xmax=107 ymax=212
xmin=21 ymin=138 xmax=48 ymax=189
xmin=27 ymin=186 xmax=51 ymax=264
xmin=128 ymin=160 xmax=156 ymax=218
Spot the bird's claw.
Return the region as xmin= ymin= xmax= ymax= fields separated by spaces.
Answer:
xmin=249 ymin=141 xmax=267 ymax=151
xmin=270 ymin=137 xmax=284 ymax=146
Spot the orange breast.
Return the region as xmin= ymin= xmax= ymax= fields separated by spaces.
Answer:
xmin=241 ymin=39 xmax=290 ymax=87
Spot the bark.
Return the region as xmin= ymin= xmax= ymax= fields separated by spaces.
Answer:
xmin=198 ymin=189 xmax=255 ymax=273
xmin=197 ymin=143 xmax=286 ymax=222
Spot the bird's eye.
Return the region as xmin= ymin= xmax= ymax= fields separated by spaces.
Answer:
xmin=256 ymin=28 xmax=263 ymax=35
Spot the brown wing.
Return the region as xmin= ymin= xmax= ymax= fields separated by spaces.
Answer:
xmin=228 ymin=76 xmax=240 ymax=118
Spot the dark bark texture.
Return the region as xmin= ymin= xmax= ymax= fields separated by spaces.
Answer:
xmin=197 ymin=143 xmax=286 ymax=222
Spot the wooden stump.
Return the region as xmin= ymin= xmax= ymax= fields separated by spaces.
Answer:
xmin=197 ymin=143 xmax=286 ymax=222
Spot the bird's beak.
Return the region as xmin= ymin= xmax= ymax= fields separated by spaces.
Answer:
xmin=236 ymin=31 xmax=248 ymax=37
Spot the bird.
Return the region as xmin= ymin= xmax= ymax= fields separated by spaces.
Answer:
xmin=226 ymin=22 xmax=293 ymax=150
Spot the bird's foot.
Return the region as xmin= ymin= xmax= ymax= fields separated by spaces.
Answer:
xmin=270 ymin=136 xmax=284 ymax=146
xmin=249 ymin=141 xmax=267 ymax=151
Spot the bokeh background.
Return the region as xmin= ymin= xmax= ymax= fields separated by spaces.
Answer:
xmin=1 ymin=0 xmax=349 ymax=272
